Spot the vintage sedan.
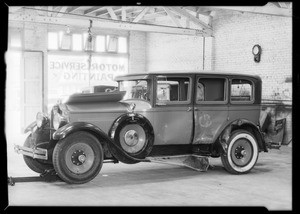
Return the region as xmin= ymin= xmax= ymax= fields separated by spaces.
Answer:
xmin=15 ymin=71 xmax=268 ymax=184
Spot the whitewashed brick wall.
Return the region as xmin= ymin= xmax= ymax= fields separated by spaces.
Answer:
xmin=146 ymin=33 xmax=204 ymax=72
xmin=128 ymin=31 xmax=146 ymax=73
xmin=211 ymin=10 xmax=292 ymax=101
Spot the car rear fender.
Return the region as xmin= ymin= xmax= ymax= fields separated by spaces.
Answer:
xmin=217 ymin=119 xmax=268 ymax=154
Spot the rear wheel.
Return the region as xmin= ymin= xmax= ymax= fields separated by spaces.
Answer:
xmin=221 ymin=130 xmax=259 ymax=174
xmin=23 ymin=135 xmax=53 ymax=173
xmin=53 ymin=131 xmax=103 ymax=184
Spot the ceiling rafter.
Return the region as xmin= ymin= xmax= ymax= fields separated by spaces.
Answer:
xmin=9 ymin=13 xmax=211 ymax=36
xmin=83 ymin=6 xmax=106 ymax=15
xmin=56 ymin=6 xmax=68 ymax=17
xmin=132 ymin=7 xmax=150 ymax=22
xmin=170 ymin=7 xmax=212 ymax=31
xmin=106 ymin=7 xmax=118 ymax=20
xmin=199 ymin=6 xmax=292 ymax=17
xmin=121 ymin=7 xmax=127 ymax=21
xmin=48 ymin=6 xmax=53 ymax=17
xmin=67 ymin=6 xmax=81 ymax=13
xmin=9 ymin=6 xmax=23 ymax=13
xmin=163 ymin=7 xmax=182 ymax=28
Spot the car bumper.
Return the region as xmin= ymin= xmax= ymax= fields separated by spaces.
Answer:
xmin=14 ymin=144 xmax=48 ymax=160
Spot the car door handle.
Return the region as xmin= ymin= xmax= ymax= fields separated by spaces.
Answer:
xmin=187 ymin=107 xmax=192 ymax=112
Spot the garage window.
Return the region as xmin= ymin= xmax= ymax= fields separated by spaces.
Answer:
xmin=96 ymin=35 xmax=106 ymax=52
xmin=48 ymin=32 xmax=58 ymax=50
xmin=72 ymin=34 xmax=83 ymax=51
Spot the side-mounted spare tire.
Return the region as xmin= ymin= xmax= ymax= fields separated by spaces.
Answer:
xmin=108 ymin=114 xmax=154 ymax=164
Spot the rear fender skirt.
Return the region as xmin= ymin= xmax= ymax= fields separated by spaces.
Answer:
xmin=217 ymin=119 xmax=267 ymax=154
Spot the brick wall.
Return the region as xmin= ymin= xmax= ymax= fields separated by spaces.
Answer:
xmin=146 ymin=33 xmax=204 ymax=72
xmin=128 ymin=31 xmax=146 ymax=73
xmin=212 ymin=10 xmax=292 ymax=101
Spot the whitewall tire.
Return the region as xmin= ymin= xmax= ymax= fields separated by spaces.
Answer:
xmin=221 ymin=130 xmax=259 ymax=174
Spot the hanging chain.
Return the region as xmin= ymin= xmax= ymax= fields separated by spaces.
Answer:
xmin=87 ymin=19 xmax=93 ymax=88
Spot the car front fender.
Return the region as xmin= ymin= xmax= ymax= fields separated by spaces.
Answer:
xmin=52 ymin=122 xmax=112 ymax=143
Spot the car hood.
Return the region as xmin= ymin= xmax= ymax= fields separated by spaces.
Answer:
xmin=63 ymin=91 xmax=151 ymax=113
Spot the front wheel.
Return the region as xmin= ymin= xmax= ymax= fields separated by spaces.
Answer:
xmin=53 ymin=131 xmax=103 ymax=184
xmin=221 ymin=130 xmax=259 ymax=174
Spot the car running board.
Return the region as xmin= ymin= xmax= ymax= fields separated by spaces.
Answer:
xmin=146 ymin=155 xmax=210 ymax=172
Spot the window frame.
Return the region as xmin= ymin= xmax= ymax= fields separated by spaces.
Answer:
xmin=230 ymin=78 xmax=255 ymax=104
xmin=154 ymin=75 xmax=192 ymax=106
xmin=195 ymin=76 xmax=228 ymax=105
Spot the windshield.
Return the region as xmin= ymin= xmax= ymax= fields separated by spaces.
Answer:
xmin=119 ymin=80 xmax=150 ymax=101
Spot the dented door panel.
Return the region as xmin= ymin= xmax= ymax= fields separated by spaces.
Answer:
xmin=193 ymin=106 xmax=229 ymax=144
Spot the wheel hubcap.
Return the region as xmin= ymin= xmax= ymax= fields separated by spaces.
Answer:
xmin=120 ymin=124 xmax=146 ymax=154
xmin=231 ymin=138 xmax=253 ymax=167
xmin=124 ymin=130 xmax=139 ymax=146
xmin=66 ymin=143 xmax=95 ymax=174
xmin=71 ymin=150 xmax=86 ymax=166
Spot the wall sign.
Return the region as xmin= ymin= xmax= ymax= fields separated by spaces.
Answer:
xmin=48 ymin=54 xmax=128 ymax=105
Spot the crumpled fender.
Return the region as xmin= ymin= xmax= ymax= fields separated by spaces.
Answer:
xmin=218 ymin=119 xmax=267 ymax=154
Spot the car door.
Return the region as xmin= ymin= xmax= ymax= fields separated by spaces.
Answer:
xmin=193 ymin=75 xmax=229 ymax=144
xmin=153 ymin=74 xmax=193 ymax=145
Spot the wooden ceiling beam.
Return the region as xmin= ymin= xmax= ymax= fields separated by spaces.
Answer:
xmin=199 ymin=6 xmax=292 ymax=17
xmin=106 ymin=7 xmax=118 ymax=20
xmin=132 ymin=7 xmax=150 ymax=23
xmin=56 ymin=6 xmax=68 ymax=17
xmin=163 ymin=7 xmax=182 ymax=28
xmin=83 ymin=6 xmax=106 ymax=15
xmin=170 ymin=7 xmax=212 ymax=31
xmin=9 ymin=13 xmax=211 ymax=36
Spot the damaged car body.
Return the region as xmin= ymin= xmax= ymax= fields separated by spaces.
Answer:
xmin=15 ymin=71 xmax=268 ymax=184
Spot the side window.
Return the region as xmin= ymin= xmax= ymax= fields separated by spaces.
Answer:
xmin=156 ymin=76 xmax=190 ymax=104
xmin=231 ymin=79 xmax=254 ymax=102
xmin=196 ymin=78 xmax=227 ymax=103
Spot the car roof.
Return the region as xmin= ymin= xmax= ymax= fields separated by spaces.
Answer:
xmin=114 ymin=70 xmax=262 ymax=81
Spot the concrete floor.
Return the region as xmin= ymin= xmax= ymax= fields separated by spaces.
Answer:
xmin=6 ymin=136 xmax=292 ymax=210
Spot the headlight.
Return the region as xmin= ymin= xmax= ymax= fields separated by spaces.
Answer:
xmin=51 ymin=103 xmax=69 ymax=130
xmin=36 ymin=112 xmax=48 ymax=128
xmin=53 ymin=112 xmax=67 ymax=130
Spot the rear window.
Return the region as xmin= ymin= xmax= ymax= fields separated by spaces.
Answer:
xmin=231 ymin=79 xmax=254 ymax=102
xmin=196 ymin=78 xmax=227 ymax=103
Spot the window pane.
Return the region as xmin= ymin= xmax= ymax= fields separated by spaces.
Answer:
xmin=48 ymin=32 xmax=58 ymax=50
xmin=106 ymin=35 xmax=118 ymax=52
xmin=96 ymin=35 xmax=106 ymax=52
xmin=118 ymin=37 xmax=127 ymax=53
xmin=197 ymin=78 xmax=225 ymax=101
xmin=156 ymin=77 xmax=190 ymax=103
xmin=231 ymin=79 xmax=253 ymax=101
xmin=72 ymin=34 xmax=82 ymax=51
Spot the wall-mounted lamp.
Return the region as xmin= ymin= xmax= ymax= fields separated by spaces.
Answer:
xmin=252 ymin=44 xmax=262 ymax=63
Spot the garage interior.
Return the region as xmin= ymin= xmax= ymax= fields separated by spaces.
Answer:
xmin=5 ymin=3 xmax=292 ymax=209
